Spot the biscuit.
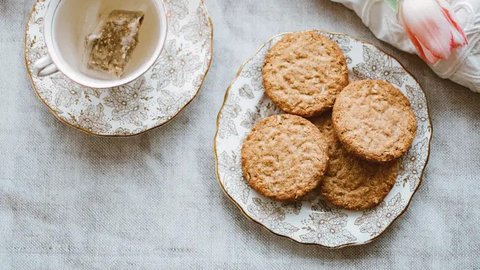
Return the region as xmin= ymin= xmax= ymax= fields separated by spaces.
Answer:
xmin=311 ymin=112 xmax=399 ymax=210
xmin=241 ymin=114 xmax=329 ymax=201
xmin=262 ymin=31 xmax=349 ymax=117
xmin=332 ymin=80 xmax=417 ymax=162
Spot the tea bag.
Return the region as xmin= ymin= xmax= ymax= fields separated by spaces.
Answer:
xmin=86 ymin=10 xmax=144 ymax=77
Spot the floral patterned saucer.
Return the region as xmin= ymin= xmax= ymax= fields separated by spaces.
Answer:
xmin=214 ymin=31 xmax=432 ymax=248
xmin=24 ymin=0 xmax=213 ymax=136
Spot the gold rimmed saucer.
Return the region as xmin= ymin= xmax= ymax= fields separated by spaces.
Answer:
xmin=25 ymin=0 xmax=213 ymax=137
xmin=214 ymin=30 xmax=432 ymax=248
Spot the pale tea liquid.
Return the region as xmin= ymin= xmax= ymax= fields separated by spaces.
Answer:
xmin=53 ymin=0 xmax=162 ymax=82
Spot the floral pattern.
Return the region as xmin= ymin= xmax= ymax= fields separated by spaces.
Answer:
xmin=300 ymin=211 xmax=357 ymax=247
xmin=405 ymin=84 xmax=429 ymax=122
xmin=327 ymin=33 xmax=353 ymax=64
xmin=353 ymin=45 xmax=407 ymax=86
xmin=240 ymin=43 xmax=272 ymax=90
xmin=219 ymin=151 xmax=249 ymax=204
xmin=238 ymin=84 xmax=255 ymax=99
xmin=151 ymin=40 xmax=202 ymax=88
xmin=74 ymin=104 xmax=112 ymax=134
xmin=239 ymin=99 xmax=279 ymax=130
xmin=103 ymin=77 xmax=152 ymax=126
xmin=247 ymin=198 xmax=300 ymax=235
xmin=51 ymin=75 xmax=83 ymax=109
xmin=181 ymin=6 xmax=211 ymax=44
xmin=215 ymin=31 xmax=432 ymax=248
xmin=398 ymin=136 xmax=430 ymax=191
xmin=354 ymin=193 xmax=404 ymax=237
xmin=25 ymin=0 xmax=213 ymax=136
xmin=165 ymin=0 xmax=190 ymax=32
xmin=156 ymin=89 xmax=191 ymax=123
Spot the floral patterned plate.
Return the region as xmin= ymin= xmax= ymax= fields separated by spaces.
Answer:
xmin=24 ymin=0 xmax=213 ymax=136
xmin=214 ymin=31 xmax=432 ymax=248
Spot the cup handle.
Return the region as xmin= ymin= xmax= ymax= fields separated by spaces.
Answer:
xmin=33 ymin=55 xmax=59 ymax=77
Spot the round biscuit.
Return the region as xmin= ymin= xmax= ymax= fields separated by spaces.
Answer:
xmin=241 ymin=114 xmax=329 ymax=201
xmin=262 ymin=31 xmax=349 ymax=117
xmin=311 ymin=112 xmax=399 ymax=210
xmin=332 ymin=80 xmax=417 ymax=162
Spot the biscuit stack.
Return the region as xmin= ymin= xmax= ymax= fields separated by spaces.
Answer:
xmin=241 ymin=31 xmax=417 ymax=210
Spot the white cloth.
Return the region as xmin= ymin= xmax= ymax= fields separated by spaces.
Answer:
xmin=332 ymin=0 xmax=480 ymax=93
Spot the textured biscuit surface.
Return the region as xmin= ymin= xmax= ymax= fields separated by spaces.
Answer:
xmin=333 ymin=80 xmax=417 ymax=162
xmin=262 ymin=31 xmax=349 ymax=117
xmin=241 ymin=114 xmax=329 ymax=201
xmin=311 ymin=112 xmax=399 ymax=210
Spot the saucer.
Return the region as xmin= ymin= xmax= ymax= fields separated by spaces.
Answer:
xmin=214 ymin=31 xmax=432 ymax=248
xmin=25 ymin=0 xmax=213 ymax=136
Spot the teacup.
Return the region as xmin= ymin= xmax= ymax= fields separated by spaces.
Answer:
xmin=33 ymin=0 xmax=168 ymax=89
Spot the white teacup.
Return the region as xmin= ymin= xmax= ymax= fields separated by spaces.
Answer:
xmin=34 ymin=0 xmax=168 ymax=89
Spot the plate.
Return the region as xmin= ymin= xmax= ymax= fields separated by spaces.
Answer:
xmin=24 ymin=0 xmax=213 ymax=137
xmin=214 ymin=31 xmax=432 ymax=248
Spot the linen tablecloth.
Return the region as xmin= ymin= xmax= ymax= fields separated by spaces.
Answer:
xmin=1 ymin=0 xmax=479 ymax=269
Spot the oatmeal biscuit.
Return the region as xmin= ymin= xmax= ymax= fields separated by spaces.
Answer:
xmin=241 ymin=114 xmax=329 ymax=201
xmin=262 ymin=31 xmax=349 ymax=117
xmin=332 ymin=80 xmax=417 ymax=162
xmin=311 ymin=112 xmax=399 ymax=210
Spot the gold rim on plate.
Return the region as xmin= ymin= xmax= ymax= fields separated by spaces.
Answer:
xmin=24 ymin=0 xmax=214 ymax=138
xmin=213 ymin=30 xmax=433 ymax=249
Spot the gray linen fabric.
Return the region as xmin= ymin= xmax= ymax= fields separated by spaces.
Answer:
xmin=0 ymin=0 xmax=479 ymax=269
